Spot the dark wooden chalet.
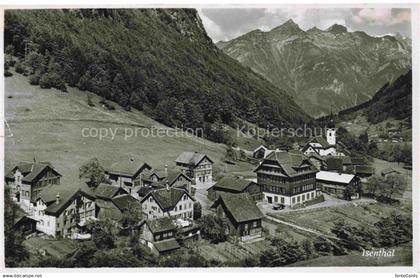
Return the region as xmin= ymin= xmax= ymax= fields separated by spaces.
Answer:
xmin=211 ymin=193 xmax=264 ymax=242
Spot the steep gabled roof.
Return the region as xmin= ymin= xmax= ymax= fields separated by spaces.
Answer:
xmin=43 ymin=188 xmax=95 ymax=217
xmin=106 ymin=159 xmax=152 ymax=178
xmin=211 ymin=193 xmax=263 ymax=223
xmin=141 ymin=187 xmax=193 ymax=211
xmin=256 ymin=150 xmax=317 ymax=177
xmin=94 ymin=183 xmax=127 ymax=200
xmin=151 ymin=170 xmax=192 ymax=188
xmin=111 ymin=194 xmax=142 ymax=212
xmin=175 ymin=152 xmax=213 ymax=166
xmin=209 ymin=176 xmax=255 ymax=193
xmin=5 ymin=162 xmax=61 ymax=183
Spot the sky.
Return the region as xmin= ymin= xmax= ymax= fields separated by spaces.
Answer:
xmin=198 ymin=8 xmax=412 ymax=42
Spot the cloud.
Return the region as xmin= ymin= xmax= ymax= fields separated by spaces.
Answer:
xmin=200 ymin=8 xmax=412 ymax=41
xmin=198 ymin=9 xmax=226 ymax=42
xmin=352 ymin=8 xmax=410 ymax=26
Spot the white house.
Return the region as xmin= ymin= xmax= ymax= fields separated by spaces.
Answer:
xmin=140 ymin=187 xmax=194 ymax=220
xmin=175 ymin=152 xmax=213 ymax=185
xmin=32 ymin=186 xmax=96 ymax=238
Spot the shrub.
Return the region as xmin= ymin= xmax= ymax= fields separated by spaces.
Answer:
xmin=39 ymin=73 xmax=67 ymax=92
xmin=4 ymin=71 xmax=13 ymax=77
xmin=15 ymin=61 xmax=25 ymax=74
xmin=29 ymin=73 xmax=40 ymax=85
xmin=193 ymin=202 xmax=202 ymax=220
xmin=197 ymin=214 xmax=228 ymax=243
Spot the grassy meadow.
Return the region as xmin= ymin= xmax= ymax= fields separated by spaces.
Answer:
xmin=5 ymin=72 xmax=256 ymax=189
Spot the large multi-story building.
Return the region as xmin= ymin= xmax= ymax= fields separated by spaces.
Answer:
xmin=255 ymin=150 xmax=319 ymax=207
xmin=31 ymin=186 xmax=96 ymax=238
xmin=5 ymin=160 xmax=62 ymax=209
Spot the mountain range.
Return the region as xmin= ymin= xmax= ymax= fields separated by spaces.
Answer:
xmin=217 ymin=19 xmax=411 ymax=117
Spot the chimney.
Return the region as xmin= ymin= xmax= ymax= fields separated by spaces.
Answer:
xmin=164 ymin=164 xmax=168 ymax=175
xmin=56 ymin=192 xmax=60 ymax=204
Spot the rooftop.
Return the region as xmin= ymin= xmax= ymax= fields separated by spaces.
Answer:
xmin=94 ymin=183 xmax=127 ymax=200
xmin=209 ymin=176 xmax=254 ymax=192
xmin=107 ymin=159 xmax=151 ymax=177
xmin=212 ymin=193 xmax=263 ymax=223
xmin=258 ymin=150 xmax=317 ymax=177
xmin=316 ymin=171 xmax=355 ymax=184
xmin=153 ymin=238 xmax=180 ymax=253
xmin=6 ymin=161 xmax=61 ymax=183
xmin=146 ymin=217 xmax=176 ymax=234
xmin=175 ymin=152 xmax=213 ymax=166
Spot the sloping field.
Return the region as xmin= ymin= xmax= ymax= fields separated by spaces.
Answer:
xmin=5 ymin=72 xmax=255 ymax=188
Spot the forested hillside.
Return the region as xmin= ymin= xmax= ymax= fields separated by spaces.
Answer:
xmin=4 ymin=9 xmax=310 ymax=144
xmin=337 ymin=70 xmax=412 ymax=124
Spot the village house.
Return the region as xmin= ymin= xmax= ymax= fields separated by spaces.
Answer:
xmin=143 ymin=166 xmax=193 ymax=195
xmin=139 ymin=217 xmax=181 ymax=256
xmin=105 ymin=159 xmax=152 ymax=199
xmin=94 ymin=183 xmax=128 ymax=200
xmin=5 ymin=160 xmax=62 ymax=209
xmin=207 ymin=176 xmax=262 ymax=201
xmin=211 ymin=193 xmax=264 ymax=242
xmin=351 ymin=157 xmax=375 ymax=180
xmin=255 ymin=150 xmax=319 ymax=207
xmin=140 ymin=187 xmax=194 ymax=220
xmin=12 ymin=207 xmax=37 ymax=236
xmin=94 ymin=183 xmax=142 ymax=224
xmin=316 ymin=171 xmax=361 ymax=200
xmin=175 ymin=152 xmax=213 ymax=185
xmin=31 ymin=186 xmax=96 ymax=238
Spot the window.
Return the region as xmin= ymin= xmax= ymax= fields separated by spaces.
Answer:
xmin=292 ymin=197 xmax=295 ymax=204
xmin=274 ymin=196 xmax=278 ymax=203
xmin=311 ymin=192 xmax=315 ymax=198
xmin=183 ymin=195 xmax=187 ymax=201
xmin=302 ymin=195 xmax=305 ymax=201
xmin=297 ymin=196 xmax=300 ymax=202
xmin=179 ymin=205 xmax=182 ymax=211
xmin=280 ymin=197 xmax=284 ymax=204
xmin=252 ymin=221 xmax=258 ymax=228
xmin=189 ymin=203 xmax=192 ymax=208
xmin=149 ymin=197 xmax=153 ymax=202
